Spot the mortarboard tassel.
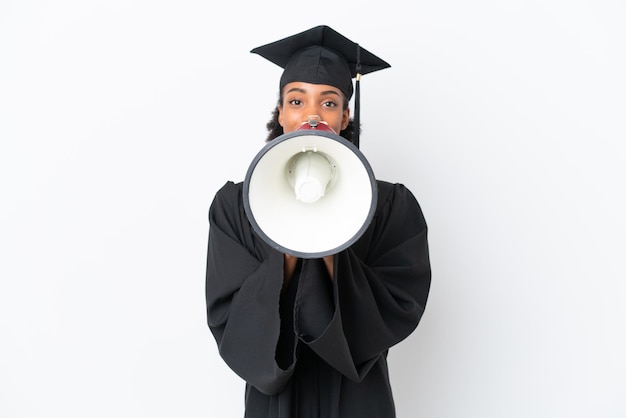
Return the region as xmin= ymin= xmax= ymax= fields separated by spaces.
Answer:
xmin=354 ymin=44 xmax=361 ymax=149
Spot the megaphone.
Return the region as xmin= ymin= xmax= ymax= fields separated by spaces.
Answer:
xmin=243 ymin=118 xmax=377 ymax=258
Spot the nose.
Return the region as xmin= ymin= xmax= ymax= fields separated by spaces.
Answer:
xmin=303 ymin=101 xmax=325 ymax=119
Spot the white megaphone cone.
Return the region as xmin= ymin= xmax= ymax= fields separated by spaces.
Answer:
xmin=243 ymin=117 xmax=377 ymax=258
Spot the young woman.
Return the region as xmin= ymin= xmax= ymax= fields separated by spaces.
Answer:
xmin=206 ymin=25 xmax=431 ymax=418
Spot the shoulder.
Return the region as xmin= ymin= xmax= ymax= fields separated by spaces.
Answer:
xmin=375 ymin=180 xmax=419 ymax=207
xmin=374 ymin=180 xmax=427 ymax=227
xmin=209 ymin=181 xmax=244 ymax=219
xmin=211 ymin=181 xmax=243 ymax=204
xmin=214 ymin=180 xmax=243 ymax=197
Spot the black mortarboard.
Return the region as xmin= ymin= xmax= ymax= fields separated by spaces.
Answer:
xmin=250 ymin=25 xmax=390 ymax=147
xmin=251 ymin=25 xmax=390 ymax=99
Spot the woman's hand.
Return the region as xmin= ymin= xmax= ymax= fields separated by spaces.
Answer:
xmin=322 ymin=256 xmax=334 ymax=279
xmin=283 ymin=254 xmax=299 ymax=282
xmin=283 ymin=254 xmax=334 ymax=293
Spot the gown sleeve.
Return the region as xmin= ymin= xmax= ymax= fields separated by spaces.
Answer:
xmin=205 ymin=181 xmax=294 ymax=395
xmin=294 ymin=182 xmax=431 ymax=382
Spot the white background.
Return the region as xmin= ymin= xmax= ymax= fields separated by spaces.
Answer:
xmin=1 ymin=1 xmax=625 ymax=417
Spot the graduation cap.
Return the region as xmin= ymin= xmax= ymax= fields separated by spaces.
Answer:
xmin=251 ymin=25 xmax=390 ymax=148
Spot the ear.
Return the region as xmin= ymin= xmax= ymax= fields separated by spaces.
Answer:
xmin=341 ymin=108 xmax=350 ymax=131
xmin=277 ymin=105 xmax=284 ymax=127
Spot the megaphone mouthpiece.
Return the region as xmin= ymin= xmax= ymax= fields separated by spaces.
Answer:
xmin=307 ymin=115 xmax=320 ymax=128
xmin=299 ymin=116 xmax=337 ymax=134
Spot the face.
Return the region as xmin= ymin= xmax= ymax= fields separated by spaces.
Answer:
xmin=278 ymin=82 xmax=350 ymax=134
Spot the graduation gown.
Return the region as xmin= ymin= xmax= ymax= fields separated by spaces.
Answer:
xmin=205 ymin=180 xmax=431 ymax=418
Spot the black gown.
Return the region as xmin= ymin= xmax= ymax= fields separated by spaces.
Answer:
xmin=205 ymin=180 xmax=431 ymax=418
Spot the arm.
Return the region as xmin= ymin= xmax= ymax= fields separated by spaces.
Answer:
xmin=294 ymin=183 xmax=431 ymax=381
xmin=205 ymin=182 xmax=294 ymax=395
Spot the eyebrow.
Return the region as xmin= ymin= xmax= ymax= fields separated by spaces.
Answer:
xmin=285 ymin=87 xmax=341 ymax=97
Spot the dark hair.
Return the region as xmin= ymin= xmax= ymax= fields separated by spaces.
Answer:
xmin=265 ymin=91 xmax=358 ymax=143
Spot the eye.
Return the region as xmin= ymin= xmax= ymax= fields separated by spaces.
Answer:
xmin=288 ymin=99 xmax=302 ymax=106
xmin=322 ymin=100 xmax=338 ymax=108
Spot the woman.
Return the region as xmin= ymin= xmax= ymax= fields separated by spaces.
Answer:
xmin=206 ymin=25 xmax=431 ymax=418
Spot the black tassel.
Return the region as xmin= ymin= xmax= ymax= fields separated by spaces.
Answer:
xmin=354 ymin=44 xmax=361 ymax=149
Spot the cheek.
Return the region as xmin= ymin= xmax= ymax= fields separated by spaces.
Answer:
xmin=278 ymin=107 xmax=295 ymax=126
xmin=279 ymin=110 xmax=302 ymax=132
xmin=340 ymin=110 xmax=350 ymax=130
